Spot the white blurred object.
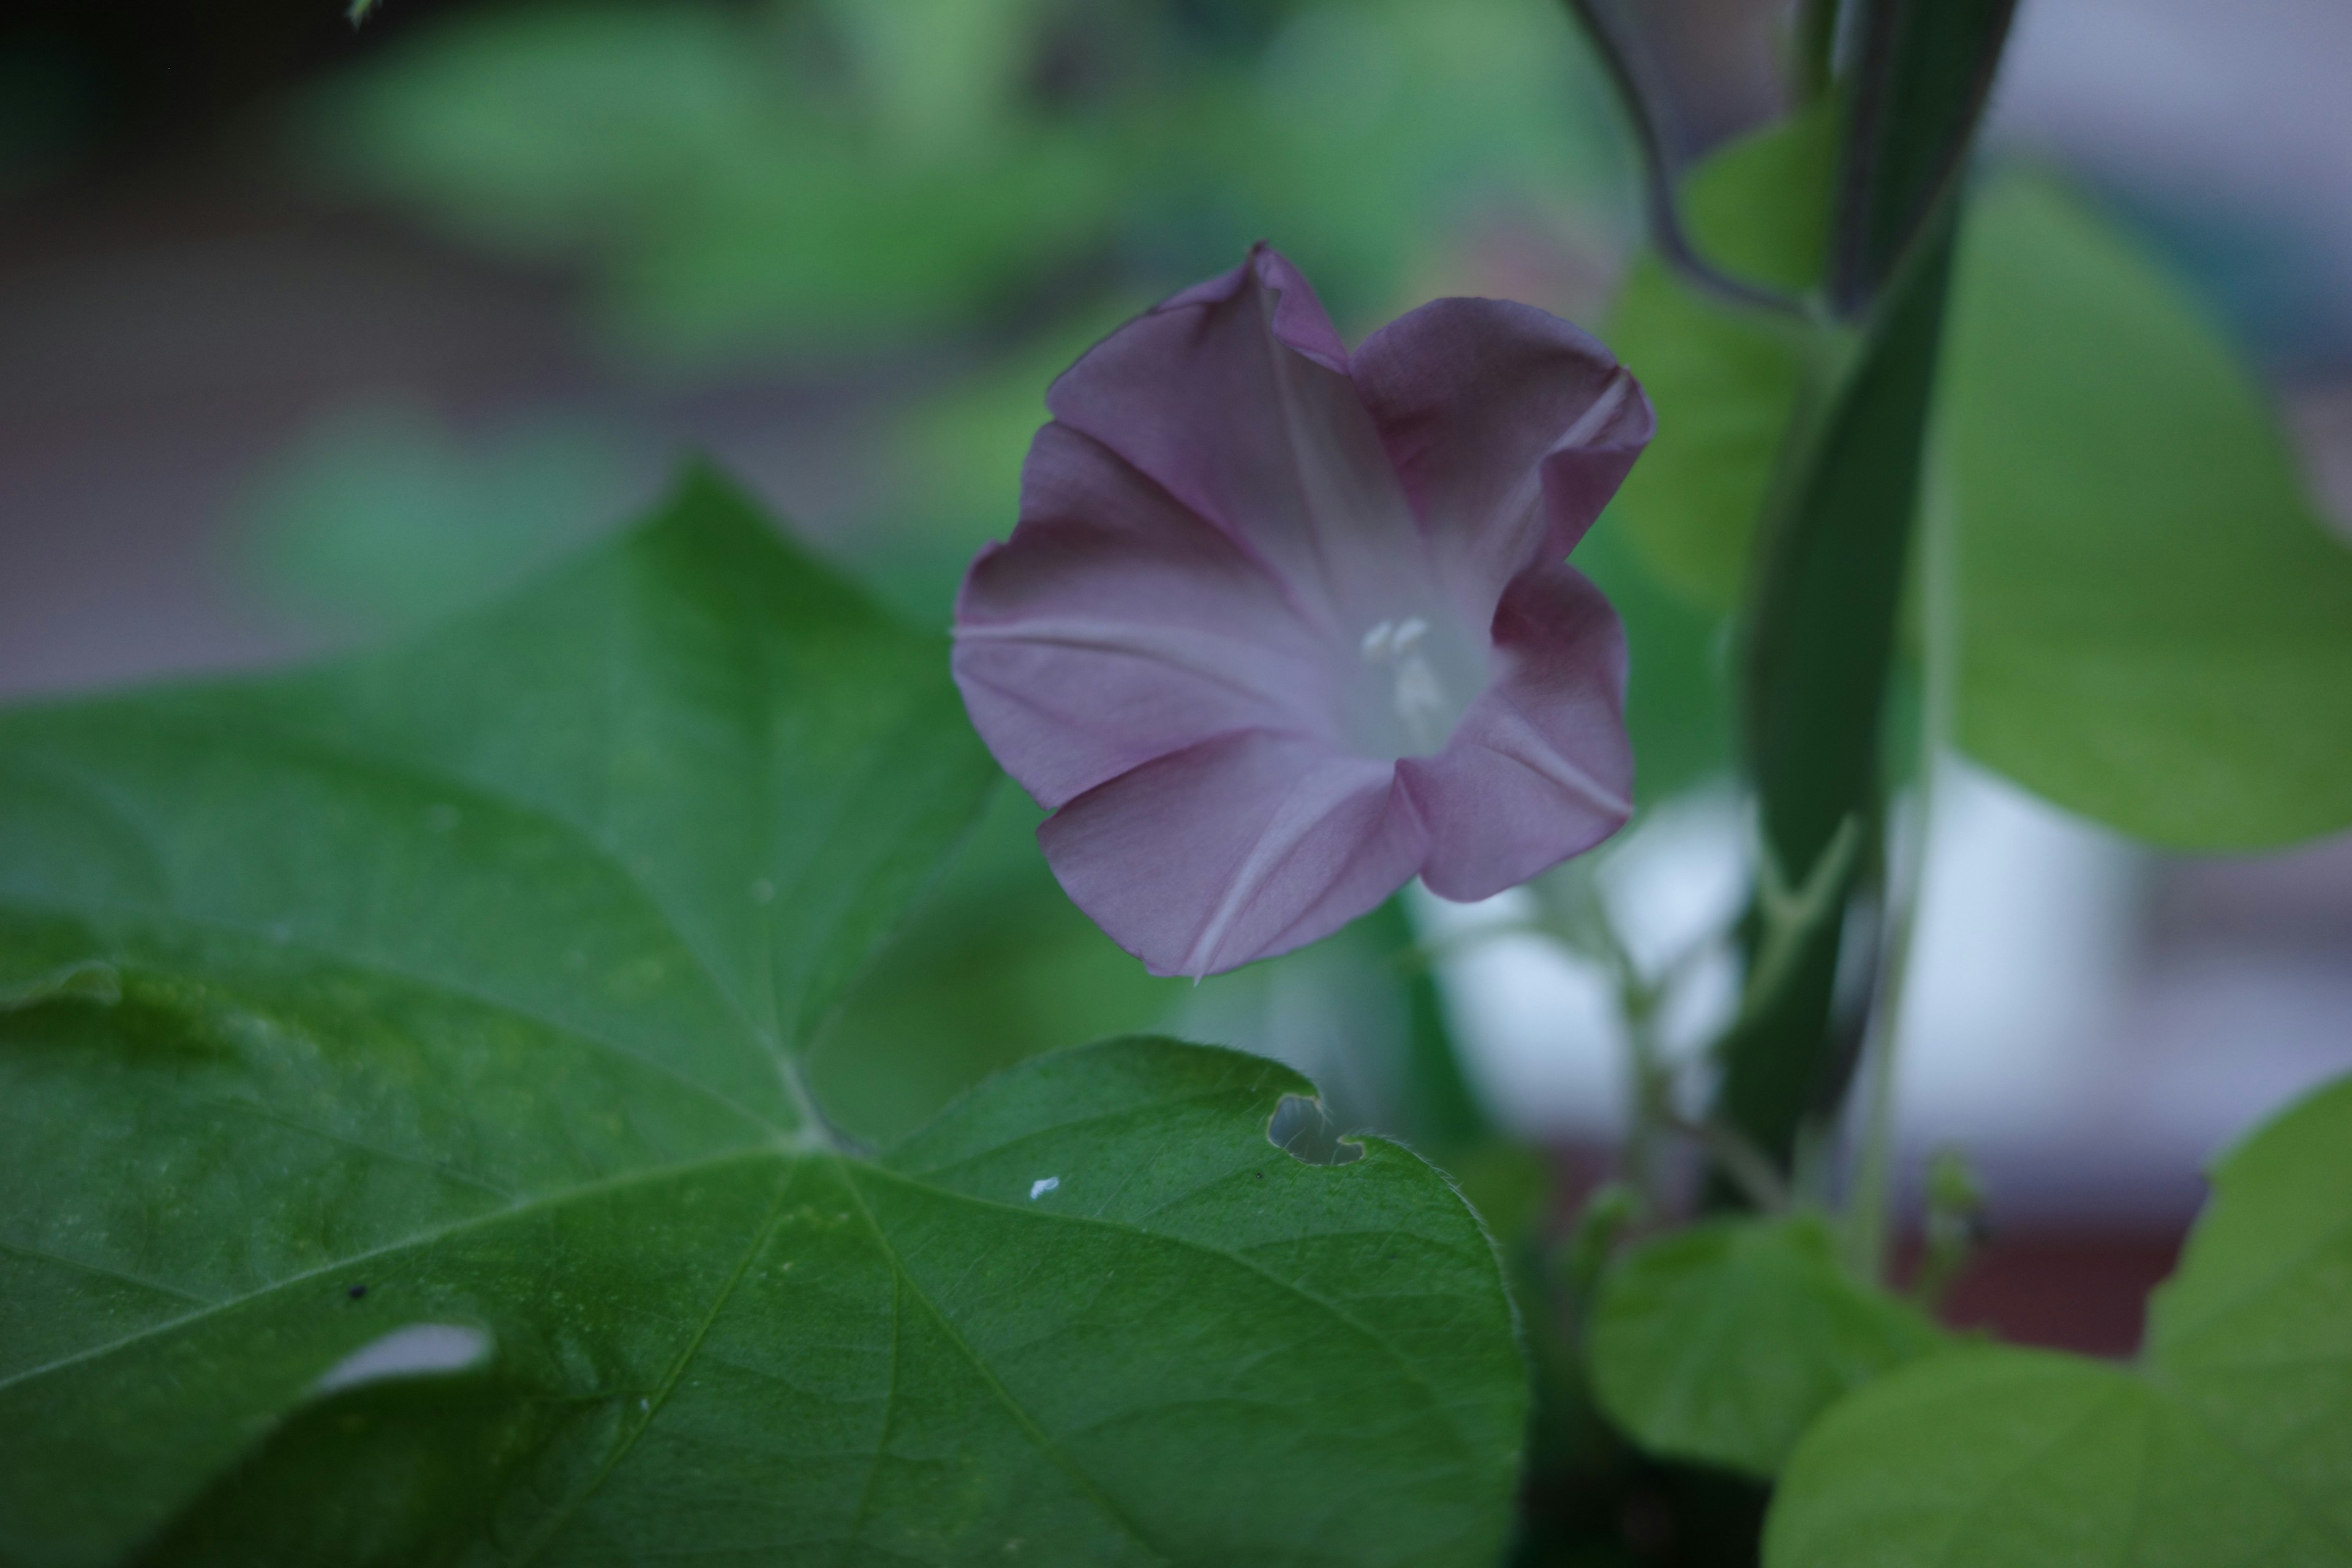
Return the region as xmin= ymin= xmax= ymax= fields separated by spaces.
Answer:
xmin=1891 ymin=760 xmax=2352 ymax=1219
xmin=1996 ymin=0 xmax=2352 ymax=225
xmin=1427 ymin=757 xmax=2352 ymax=1221
xmin=1993 ymin=0 xmax=2352 ymax=369
xmin=1891 ymin=760 xmax=2141 ymax=1149
xmin=1417 ymin=790 xmax=1747 ymax=1138
xmin=1597 ymin=788 xmax=1749 ymax=984
xmin=1416 ymin=882 xmax=1626 ymax=1139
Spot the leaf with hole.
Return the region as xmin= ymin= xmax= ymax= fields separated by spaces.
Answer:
xmin=1766 ymin=1071 xmax=2352 ymax=1566
xmin=0 ymin=472 xmax=1528 ymax=1566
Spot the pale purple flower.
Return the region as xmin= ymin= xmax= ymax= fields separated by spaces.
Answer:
xmin=952 ymin=245 xmax=1653 ymax=978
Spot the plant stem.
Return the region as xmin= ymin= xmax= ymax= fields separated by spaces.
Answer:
xmin=1828 ymin=0 xmax=2021 ymax=314
xmin=1842 ymin=439 xmax=1960 ymax=1281
xmin=1790 ymin=0 xmax=1844 ymax=102
xmin=1711 ymin=224 xmax=1951 ymax=1186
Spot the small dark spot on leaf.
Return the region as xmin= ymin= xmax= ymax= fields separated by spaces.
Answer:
xmin=347 ymin=1284 xmax=368 ymax=1300
xmin=1253 ymin=1170 xmax=1265 ymax=1180
xmin=1267 ymin=1094 xmax=1364 ymax=1167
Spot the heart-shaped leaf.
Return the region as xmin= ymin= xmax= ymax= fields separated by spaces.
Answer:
xmin=0 ymin=473 xmax=1527 ymax=1565
xmin=1766 ymin=1072 xmax=2352 ymax=1566
xmin=1946 ymin=175 xmax=2352 ymax=849
xmin=1588 ymin=1214 xmax=1942 ymax=1477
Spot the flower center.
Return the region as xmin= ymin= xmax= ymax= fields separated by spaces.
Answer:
xmin=1359 ymin=616 xmax=1450 ymax=755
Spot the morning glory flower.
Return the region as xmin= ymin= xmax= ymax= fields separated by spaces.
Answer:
xmin=952 ymin=245 xmax=1652 ymax=978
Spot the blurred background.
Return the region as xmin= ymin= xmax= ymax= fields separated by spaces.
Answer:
xmin=6 ymin=0 xmax=2350 ymax=1357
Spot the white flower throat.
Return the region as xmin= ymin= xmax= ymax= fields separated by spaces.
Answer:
xmin=1359 ymin=616 xmax=1450 ymax=755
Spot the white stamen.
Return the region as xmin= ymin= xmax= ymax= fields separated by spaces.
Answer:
xmin=1360 ymin=613 xmax=1449 ymax=753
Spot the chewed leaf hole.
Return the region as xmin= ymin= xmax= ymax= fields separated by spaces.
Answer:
xmin=1267 ymin=1093 xmax=1364 ymax=1167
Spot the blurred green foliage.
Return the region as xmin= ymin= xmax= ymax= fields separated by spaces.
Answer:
xmin=235 ymin=399 xmax=648 ymax=639
xmin=304 ymin=0 xmax=1637 ymax=366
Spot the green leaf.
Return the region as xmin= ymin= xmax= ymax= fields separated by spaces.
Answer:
xmin=0 ymin=472 xmax=1528 ymax=1564
xmin=807 ymin=785 xmax=1181 ymax=1146
xmin=1606 ymin=105 xmax=1837 ymax=611
xmin=2143 ymin=1073 xmax=2352 ymax=1542
xmin=307 ymin=4 xmax=1116 ymax=364
xmin=3 ymin=467 xmax=984 ymax=1108
xmin=1768 ymin=1348 xmax=2344 ymax=1567
xmin=1946 ymin=174 xmax=2352 ymax=848
xmin=1588 ymin=1215 xmax=1942 ymax=1477
xmin=233 ymin=401 xmax=641 ymax=639
xmin=1766 ymin=1072 xmax=2352 ymax=1565
xmin=308 ymin=0 xmax=1626 ymax=368
xmin=809 ymin=802 xmax=1495 ymax=1165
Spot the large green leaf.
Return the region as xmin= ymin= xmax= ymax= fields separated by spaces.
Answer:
xmin=1587 ymin=1215 xmax=1940 ymax=1477
xmin=1766 ymin=1072 xmax=2352 ymax=1566
xmin=1946 ymin=175 xmax=2352 ymax=848
xmin=0 ymin=475 xmax=1528 ymax=1564
xmin=806 ymin=784 xmax=1181 ymax=1147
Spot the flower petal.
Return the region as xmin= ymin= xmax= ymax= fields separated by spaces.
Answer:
xmin=954 ymin=424 xmax=1338 ymax=809
xmin=1045 ymin=244 xmax=1432 ymax=643
xmin=1401 ymin=562 xmax=1633 ymax=902
xmin=1352 ymin=296 xmax=1654 ymax=625
xmin=1039 ymin=729 xmax=1426 ymax=978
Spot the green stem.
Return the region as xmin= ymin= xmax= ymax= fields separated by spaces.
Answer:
xmin=1842 ymin=433 xmax=1959 ymax=1281
xmin=1829 ymin=0 xmax=2021 ymax=314
xmin=1711 ymin=221 xmax=1954 ymax=1186
xmin=1620 ymin=969 xmax=1674 ymax=1210
xmin=1790 ymin=0 xmax=1844 ymax=102
xmin=1705 ymin=0 xmax=2016 ymax=1204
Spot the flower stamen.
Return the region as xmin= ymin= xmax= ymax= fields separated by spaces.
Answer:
xmin=1360 ymin=615 xmax=1449 ymax=753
